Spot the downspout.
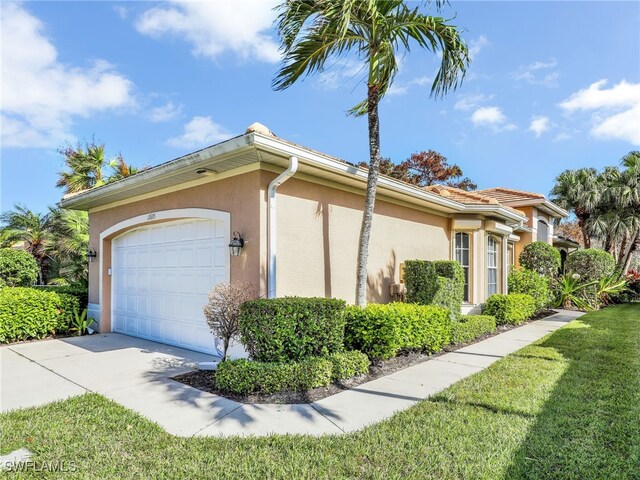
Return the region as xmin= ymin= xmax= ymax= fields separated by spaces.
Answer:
xmin=267 ymin=156 xmax=298 ymax=298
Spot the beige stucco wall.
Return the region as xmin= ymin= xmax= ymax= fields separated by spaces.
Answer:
xmin=88 ymin=171 xmax=264 ymax=331
xmin=271 ymin=176 xmax=451 ymax=304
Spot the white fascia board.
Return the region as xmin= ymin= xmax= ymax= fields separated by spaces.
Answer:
xmin=252 ymin=133 xmax=466 ymax=212
xmin=460 ymin=204 xmax=527 ymax=223
xmin=59 ymin=134 xmax=253 ymax=209
xmin=485 ymin=220 xmax=513 ymax=235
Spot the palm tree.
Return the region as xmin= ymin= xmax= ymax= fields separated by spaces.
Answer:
xmin=107 ymin=154 xmax=149 ymax=182
xmin=273 ymin=0 xmax=468 ymax=305
xmin=0 ymin=204 xmax=54 ymax=284
xmin=48 ymin=208 xmax=90 ymax=285
xmin=56 ymin=142 xmax=108 ymax=194
xmin=550 ymin=168 xmax=604 ymax=248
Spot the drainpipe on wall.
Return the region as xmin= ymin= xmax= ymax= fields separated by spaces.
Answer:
xmin=267 ymin=156 xmax=298 ymax=298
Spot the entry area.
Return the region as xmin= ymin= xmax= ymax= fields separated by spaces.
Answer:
xmin=111 ymin=217 xmax=229 ymax=354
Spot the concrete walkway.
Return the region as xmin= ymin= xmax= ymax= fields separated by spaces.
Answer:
xmin=1 ymin=310 xmax=584 ymax=437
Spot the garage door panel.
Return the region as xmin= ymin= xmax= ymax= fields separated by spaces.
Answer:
xmin=112 ymin=218 xmax=229 ymax=355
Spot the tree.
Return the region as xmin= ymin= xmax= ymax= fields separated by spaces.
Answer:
xmin=0 ymin=204 xmax=54 ymax=284
xmin=56 ymin=142 xmax=109 ymax=194
xmin=554 ymin=219 xmax=583 ymax=247
xmin=550 ymin=168 xmax=604 ymax=248
xmin=273 ymin=0 xmax=468 ymax=305
xmin=203 ymin=282 xmax=256 ymax=361
xmin=359 ymin=150 xmax=476 ymax=190
xmin=48 ymin=208 xmax=89 ymax=286
xmin=107 ymin=154 xmax=149 ymax=183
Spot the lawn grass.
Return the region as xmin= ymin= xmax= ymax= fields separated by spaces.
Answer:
xmin=1 ymin=304 xmax=638 ymax=479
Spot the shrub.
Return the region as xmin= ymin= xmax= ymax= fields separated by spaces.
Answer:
xmin=328 ymin=350 xmax=370 ymax=381
xmin=239 ymin=297 xmax=346 ymax=363
xmin=36 ymin=284 xmax=88 ymax=310
xmin=0 ymin=249 xmax=39 ymax=287
xmin=404 ymin=260 xmax=438 ymax=304
xmin=0 ymin=278 xmax=6 ymax=290
xmin=405 ymin=260 xmax=464 ymax=320
xmin=215 ymin=357 xmax=333 ymax=395
xmin=204 ymin=281 xmax=255 ymax=360
xmin=519 ymin=242 xmax=561 ymax=277
xmin=508 ymin=268 xmax=552 ymax=311
xmin=483 ymin=293 xmax=537 ymax=325
xmin=450 ymin=315 xmax=497 ymax=345
xmin=344 ymin=303 xmax=451 ymax=359
xmin=565 ymin=248 xmax=616 ymax=283
xmin=0 ymin=287 xmax=79 ymax=343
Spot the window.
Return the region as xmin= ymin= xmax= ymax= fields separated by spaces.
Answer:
xmin=454 ymin=232 xmax=470 ymax=302
xmin=507 ymin=243 xmax=515 ymax=268
xmin=537 ymin=220 xmax=549 ymax=242
xmin=487 ymin=235 xmax=498 ymax=296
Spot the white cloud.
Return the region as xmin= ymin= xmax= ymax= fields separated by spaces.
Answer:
xmin=468 ymin=35 xmax=490 ymax=58
xmin=148 ymin=101 xmax=182 ymax=123
xmin=0 ymin=3 xmax=134 ymax=148
xmin=528 ymin=116 xmax=550 ymax=138
xmin=471 ymin=106 xmax=516 ymax=132
xmin=136 ymin=0 xmax=280 ymax=63
xmin=560 ymin=79 xmax=640 ymax=145
xmin=166 ymin=116 xmax=231 ymax=149
xmin=514 ymin=58 xmax=559 ymax=88
xmin=454 ymin=93 xmax=495 ymax=111
xmin=113 ymin=5 xmax=128 ymax=19
xmin=554 ymin=132 xmax=571 ymax=141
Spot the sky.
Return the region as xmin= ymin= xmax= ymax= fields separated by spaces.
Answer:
xmin=1 ymin=1 xmax=639 ymax=214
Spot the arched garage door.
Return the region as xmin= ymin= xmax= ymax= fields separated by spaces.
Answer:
xmin=112 ymin=217 xmax=229 ymax=354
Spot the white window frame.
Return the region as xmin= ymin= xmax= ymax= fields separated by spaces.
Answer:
xmin=454 ymin=232 xmax=471 ymax=302
xmin=487 ymin=235 xmax=499 ymax=296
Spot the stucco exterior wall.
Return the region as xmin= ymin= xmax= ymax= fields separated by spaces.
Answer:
xmin=87 ymin=171 xmax=264 ymax=330
xmin=271 ymin=176 xmax=451 ymax=304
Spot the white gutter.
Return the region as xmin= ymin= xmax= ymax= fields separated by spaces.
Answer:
xmin=267 ymin=156 xmax=298 ymax=298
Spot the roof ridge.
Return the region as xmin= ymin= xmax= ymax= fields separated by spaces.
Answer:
xmin=477 ymin=187 xmax=545 ymax=199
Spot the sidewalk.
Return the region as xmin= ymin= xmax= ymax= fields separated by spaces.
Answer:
xmin=1 ymin=310 xmax=584 ymax=437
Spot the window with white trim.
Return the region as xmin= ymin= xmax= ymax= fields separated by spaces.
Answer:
xmin=454 ymin=232 xmax=470 ymax=302
xmin=537 ymin=220 xmax=549 ymax=242
xmin=487 ymin=235 xmax=499 ymax=296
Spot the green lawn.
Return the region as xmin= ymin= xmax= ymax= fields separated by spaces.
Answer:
xmin=2 ymin=304 xmax=639 ymax=479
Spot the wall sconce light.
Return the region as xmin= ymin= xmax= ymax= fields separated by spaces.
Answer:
xmin=228 ymin=232 xmax=244 ymax=256
xmin=86 ymin=248 xmax=97 ymax=263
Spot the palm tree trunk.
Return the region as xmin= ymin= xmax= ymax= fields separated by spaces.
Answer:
xmin=578 ymin=215 xmax=591 ymax=249
xmin=355 ymin=85 xmax=382 ymax=307
xmin=621 ymin=229 xmax=640 ymax=274
xmin=617 ymin=234 xmax=629 ymax=266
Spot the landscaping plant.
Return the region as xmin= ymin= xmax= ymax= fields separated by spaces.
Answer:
xmin=518 ymin=241 xmax=561 ymax=277
xmin=0 ymin=248 xmax=39 ymax=287
xmin=508 ymin=267 xmax=553 ymax=311
xmin=69 ymin=308 xmax=94 ymax=336
xmin=565 ymin=248 xmax=616 ymax=283
xmin=450 ymin=315 xmax=497 ymax=345
xmin=203 ymin=281 xmax=256 ymax=361
xmin=483 ymin=293 xmax=537 ymax=325
xmin=554 ymin=275 xmax=595 ymax=311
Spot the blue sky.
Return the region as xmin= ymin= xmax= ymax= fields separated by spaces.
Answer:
xmin=1 ymin=1 xmax=639 ymax=214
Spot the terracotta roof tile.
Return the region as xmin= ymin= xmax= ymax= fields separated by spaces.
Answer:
xmin=423 ymin=185 xmax=526 ymax=218
xmin=475 ymin=187 xmax=545 ymax=204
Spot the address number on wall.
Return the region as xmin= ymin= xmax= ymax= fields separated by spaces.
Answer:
xmin=147 ymin=213 xmax=156 ymax=220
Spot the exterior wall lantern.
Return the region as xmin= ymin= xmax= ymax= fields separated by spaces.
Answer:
xmin=86 ymin=248 xmax=97 ymax=263
xmin=229 ymin=232 xmax=244 ymax=256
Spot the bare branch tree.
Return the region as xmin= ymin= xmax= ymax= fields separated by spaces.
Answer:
xmin=203 ymin=281 xmax=256 ymax=361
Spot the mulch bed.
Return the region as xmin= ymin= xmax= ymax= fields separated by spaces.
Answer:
xmin=172 ymin=309 xmax=558 ymax=405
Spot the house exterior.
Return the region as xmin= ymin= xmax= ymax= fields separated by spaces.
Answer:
xmin=60 ymin=123 xmax=568 ymax=355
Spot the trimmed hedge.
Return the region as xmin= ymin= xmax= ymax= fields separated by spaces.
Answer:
xmin=565 ymin=248 xmax=616 ymax=282
xmin=404 ymin=260 xmax=464 ymax=320
xmin=508 ymin=268 xmax=552 ymax=311
xmin=451 ymin=315 xmax=497 ymax=345
xmin=214 ymin=351 xmax=370 ymax=395
xmin=519 ymin=242 xmax=561 ymax=277
xmin=0 ymin=287 xmax=80 ymax=343
xmin=344 ymin=303 xmax=451 ymax=360
xmin=483 ymin=293 xmax=537 ymax=325
xmin=239 ymin=297 xmax=346 ymax=363
xmin=35 ymin=284 xmax=88 ymax=310
xmin=0 ymin=249 xmax=39 ymax=287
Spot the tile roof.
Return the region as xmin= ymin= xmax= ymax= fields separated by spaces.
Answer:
xmin=475 ymin=187 xmax=545 ymax=204
xmin=423 ymin=185 xmax=526 ymax=217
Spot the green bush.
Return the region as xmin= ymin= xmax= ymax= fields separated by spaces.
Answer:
xmin=0 ymin=249 xmax=39 ymax=287
xmin=483 ymin=293 xmax=537 ymax=325
xmin=0 ymin=278 xmax=6 ymax=290
xmin=35 ymin=284 xmax=88 ymax=310
xmin=239 ymin=297 xmax=346 ymax=363
xmin=404 ymin=260 xmax=438 ymax=304
xmin=450 ymin=315 xmax=497 ymax=344
xmin=215 ymin=357 xmax=333 ymax=395
xmin=0 ymin=287 xmax=79 ymax=343
xmin=508 ymin=268 xmax=552 ymax=311
xmin=519 ymin=242 xmax=561 ymax=277
xmin=344 ymin=303 xmax=451 ymax=359
xmin=565 ymin=248 xmax=616 ymax=283
xmin=404 ymin=260 xmax=464 ymax=320
xmin=328 ymin=350 xmax=370 ymax=381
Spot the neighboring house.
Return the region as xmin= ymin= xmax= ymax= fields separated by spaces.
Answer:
xmin=60 ymin=123 xmax=567 ymax=355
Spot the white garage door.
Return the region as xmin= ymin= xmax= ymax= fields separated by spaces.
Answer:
xmin=112 ymin=218 xmax=229 ymax=354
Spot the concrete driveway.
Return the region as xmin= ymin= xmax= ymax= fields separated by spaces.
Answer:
xmin=0 ymin=333 xmax=242 ymax=435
